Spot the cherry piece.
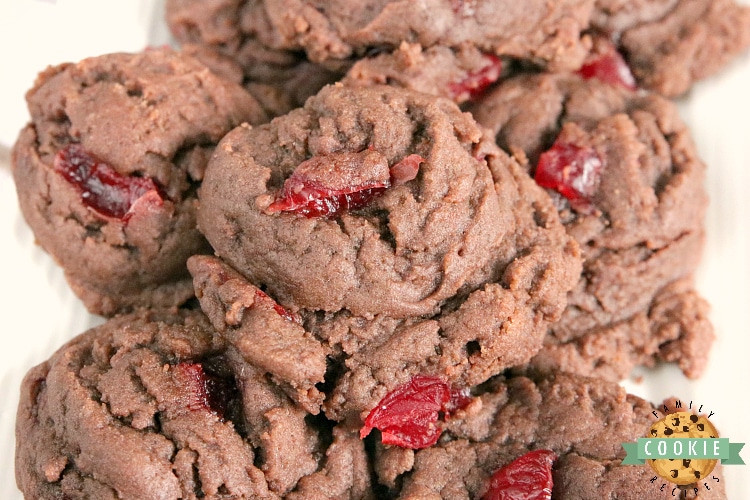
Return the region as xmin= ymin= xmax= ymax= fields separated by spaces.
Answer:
xmin=254 ymin=289 xmax=299 ymax=323
xmin=534 ymin=139 xmax=603 ymax=211
xmin=444 ymin=386 xmax=473 ymax=418
xmin=267 ymin=150 xmax=424 ymax=219
xmin=577 ymin=41 xmax=636 ymax=91
xmin=53 ymin=144 xmax=163 ymax=220
xmin=449 ymin=54 xmax=503 ymax=102
xmin=389 ymin=154 xmax=424 ymax=185
xmin=483 ymin=449 xmax=557 ymax=500
xmin=360 ymin=375 xmax=451 ymax=449
xmin=267 ymin=150 xmax=391 ymax=218
xmin=172 ymin=362 xmax=237 ymax=419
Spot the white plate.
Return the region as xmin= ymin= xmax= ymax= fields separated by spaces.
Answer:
xmin=0 ymin=1 xmax=748 ymax=497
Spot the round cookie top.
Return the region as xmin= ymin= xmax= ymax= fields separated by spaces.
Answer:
xmin=470 ymin=71 xmax=706 ymax=290
xmin=194 ymin=80 xmax=582 ymax=420
xmin=11 ymin=47 xmax=267 ymax=315
xmin=23 ymin=48 xmax=267 ymax=190
xmin=199 ymin=83 xmax=511 ymax=319
xmin=469 ymin=72 xmax=712 ymax=380
xmin=15 ymin=309 xmax=371 ymax=499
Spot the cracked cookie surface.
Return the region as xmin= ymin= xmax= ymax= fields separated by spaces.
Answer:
xmin=15 ymin=309 xmax=372 ymax=499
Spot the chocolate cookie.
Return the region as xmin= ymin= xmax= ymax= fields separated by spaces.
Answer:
xmin=372 ymin=371 xmax=726 ymax=499
xmin=11 ymin=48 xmax=267 ymax=316
xmin=195 ymin=83 xmax=580 ymax=420
xmin=15 ymin=309 xmax=371 ymax=499
xmin=200 ymin=83 xmax=514 ymax=319
xmin=470 ymin=73 xmax=713 ymax=380
xmin=166 ymin=0 xmax=595 ymax=73
xmin=198 ymin=82 xmax=582 ymax=322
xmin=339 ymin=0 xmax=750 ymax=101
xmin=594 ymin=0 xmax=750 ymax=97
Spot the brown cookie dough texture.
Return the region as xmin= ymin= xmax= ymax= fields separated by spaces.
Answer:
xmin=201 ymin=83 xmax=508 ymax=319
xmin=11 ymin=48 xmax=267 ymax=316
xmin=188 ymin=255 xmax=328 ymax=415
xmin=166 ymin=0 xmax=344 ymax=118
xmin=343 ymin=42 xmax=506 ymax=104
xmin=374 ymin=372 xmax=726 ymax=499
xmin=338 ymin=0 xmax=750 ymax=101
xmin=167 ymin=0 xmax=750 ymax=105
xmin=15 ymin=309 xmax=371 ymax=499
xmin=197 ymin=83 xmax=580 ymax=420
xmin=593 ymin=0 xmax=750 ymax=97
xmin=179 ymin=41 xmax=341 ymax=119
xmin=470 ymin=73 xmax=713 ymax=380
xmin=167 ymin=0 xmax=595 ymax=73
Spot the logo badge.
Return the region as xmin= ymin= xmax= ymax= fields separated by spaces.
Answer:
xmin=645 ymin=412 xmax=720 ymax=485
xmin=622 ymin=405 xmax=745 ymax=492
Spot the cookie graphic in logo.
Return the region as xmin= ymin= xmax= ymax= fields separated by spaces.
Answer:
xmin=622 ymin=401 xmax=745 ymax=495
xmin=647 ymin=412 xmax=718 ymax=486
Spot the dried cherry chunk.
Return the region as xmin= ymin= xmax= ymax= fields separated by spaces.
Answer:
xmin=444 ymin=387 xmax=472 ymax=418
xmin=267 ymin=150 xmax=424 ymax=219
xmin=577 ymin=39 xmax=636 ymax=91
xmin=390 ymin=154 xmax=424 ymax=185
xmin=53 ymin=144 xmax=163 ymax=220
xmin=483 ymin=449 xmax=556 ymax=500
xmin=360 ymin=375 xmax=451 ymax=449
xmin=172 ymin=362 xmax=238 ymax=419
xmin=449 ymin=54 xmax=503 ymax=102
xmin=267 ymin=180 xmax=387 ymax=219
xmin=267 ymin=150 xmax=391 ymax=218
xmin=534 ymin=139 xmax=603 ymax=211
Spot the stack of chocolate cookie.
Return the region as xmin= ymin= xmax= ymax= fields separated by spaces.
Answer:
xmin=12 ymin=1 xmax=750 ymax=498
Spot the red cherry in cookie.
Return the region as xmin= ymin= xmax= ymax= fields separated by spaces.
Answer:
xmin=577 ymin=37 xmax=637 ymax=91
xmin=54 ymin=144 xmax=164 ymax=221
xmin=359 ymin=375 xmax=472 ymax=449
xmin=171 ymin=362 xmax=238 ymax=420
xmin=267 ymin=150 xmax=424 ymax=218
xmin=360 ymin=375 xmax=451 ymax=449
xmin=534 ymin=138 xmax=603 ymax=213
xmin=449 ymin=53 xmax=503 ymax=102
xmin=483 ymin=449 xmax=557 ymax=500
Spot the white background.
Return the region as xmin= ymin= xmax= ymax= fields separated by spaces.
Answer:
xmin=0 ymin=0 xmax=748 ymax=497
